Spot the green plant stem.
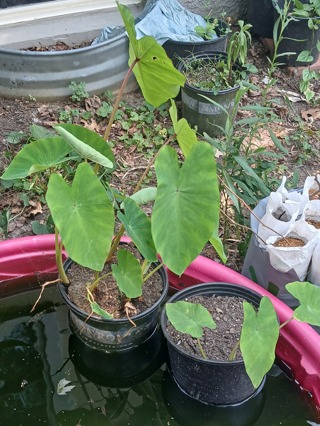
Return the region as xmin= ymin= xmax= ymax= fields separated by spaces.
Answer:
xmin=87 ymin=271 xmax=113 ymax=292
xmin=279 ymin=315 xmax=294 ymax=329
xmin=141 ymin=258 xmax=149 ymax=274
xmin=103 ymin=58 xmax=139 ymax=142
xmin=143 ymin=262 xmax=164 ymax=283
xmin=132 ymin=136 xmax=173 ymax=195
xmin=197 ymin=338 xmax=207 ymax=359
xmin=106 ymin=136 xmax=173 ymax=263
xmin=55 ymin=226 xmax=69 ymax=284
xmin=228 ymin=340 xmax=240 ymax=361
xmin=106 ymin=224 xmax=126 ymax=263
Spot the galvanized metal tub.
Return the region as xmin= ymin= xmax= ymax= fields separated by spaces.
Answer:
xmin=0 ymin=32 xmax=138 ymax=100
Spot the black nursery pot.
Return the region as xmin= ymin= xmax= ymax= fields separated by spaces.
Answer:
xmin=160 ymin=282 xmax=264 ymax=406
xmin=247 ymin=0 xmax=274 ymax=38
xmin=163 ymin=21 xmax=229 ymax=67
xmin=59 ymin=258 xmax=169 ymax=352
xmin=273 ymin=0 xmax=320 ymax=66
xmin=177 ymin=52 xmax=241 ymax=137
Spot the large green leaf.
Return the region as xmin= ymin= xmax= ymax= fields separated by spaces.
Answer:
xmin=46 ymin=162 xmax=114 ymax=271
xmin=166 ymin=301 xmax=216 ymax=338
xmin=151 ymin=143 xmax=220 ymax=275
xmin=286 ymin=281 xmax=320 ymax=326
xmin=55 ymin=124 xmax=115 ymax=169
xmin=57 ymin=123 xmax=115 ymax=166
xmin=117 ymin=2 xmax=138 ymax=53
xmin=209 ymin=230 xmax=227 ymax=263
xmin=117 ymin=198 xmax=157 ymax=263
xmin=129 ymin=187 xmax=157 ymax=206
xmin=240 ymin=297 xmax=279 ymax=389
xmin=118 ymin=3 xmax=185 ymax=107
xmin=112 ymin=248 xmax=143 ymax=298
xmin=169 ymin=100 xmax=198 ymax=158
xmin=1 ymin=137 xmax=72 ymax=180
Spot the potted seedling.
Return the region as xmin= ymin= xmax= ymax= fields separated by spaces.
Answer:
xmin=161 ymin=280 xmax=320 ymax=406
xmin=1 ymin=3 xmax=223 ymax=352
xmin=177 ymin=20 xmax=257 ymax=137
xmin=273 ymin=0 xmax=320 ymax=66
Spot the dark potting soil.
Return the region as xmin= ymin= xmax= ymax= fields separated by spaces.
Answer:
xmin=66 ymin=244 xmax=164 ymax=320
xmin=166 ymin=295 xmax=246 ymax=361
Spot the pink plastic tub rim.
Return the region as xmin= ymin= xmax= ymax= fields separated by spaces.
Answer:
xmin=0 ymin=234 xmax=319 ymax=408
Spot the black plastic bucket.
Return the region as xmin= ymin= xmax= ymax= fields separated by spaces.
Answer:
xmin=160 ymin=282 xmax=264 ymax=406
xmin=247 ymin=0 xmax=274 ymax=38
xmin=59 ymin=258 xmax=169 ymax=352
xmin=163 ymin=21 xmax=229 ymax=67
xmin=177 ymin=52 xmax=240 ymax=137
xmin=273 ymin=0 xmax=320 ymax=66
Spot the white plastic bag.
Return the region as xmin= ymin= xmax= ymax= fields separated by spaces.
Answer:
xmin=309 ymin=240 xmax=320 ymax=285
xmin=265 ymin=220 xmax=319 ymax=281
xmin=258 ymin=191 xmax=300 ymax=245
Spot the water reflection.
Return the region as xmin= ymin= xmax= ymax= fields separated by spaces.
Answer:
xmin=0 ymin=287 xmax=319 ymax=425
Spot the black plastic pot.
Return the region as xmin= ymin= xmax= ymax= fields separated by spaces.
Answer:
xmin=247 ymin=0 xmax=274 ymax=38
xmin=162 ymin=369 xmax=266 ymax=424
xmin=178 ymin=52 xmax=240 ymax=137
xmin=273 ymin=0 xmax=320 ymax=66
xmin=59 ymin=258 xmax=169 ymax=352
xmin=160 ymin=282 xmax=264 ymax=406
xmin=163 ymin=21 xmax=229 ymax=67
xmin=69 ymin=325 xmax=167 ymax=387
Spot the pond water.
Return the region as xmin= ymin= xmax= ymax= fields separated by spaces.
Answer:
xmin=1 ymin=286 xmax=319 ymax=426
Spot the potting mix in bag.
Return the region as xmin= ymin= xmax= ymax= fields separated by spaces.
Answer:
xmin=242 ymin=176 xmax=320 ymax=306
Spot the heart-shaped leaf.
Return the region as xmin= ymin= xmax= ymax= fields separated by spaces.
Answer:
xmin=112 ymin=248 xmax=143 ymax=298
xmin=1 ymin=137 xmax=72 ymax=180
xmin=55 ymin=124 xmax=115 ymax=169
xmin=151 ymin=143 xmax=220 ymax=275
xmin=46 ymin=162 xmax=114 ymax=271
xmin=286 ymin=281 xmax=320 ymax=326
xmin=118 ymin=198 xmax=157 ymax=263
xmin=240 ymin=297 xmax=279 ymax=389
xmin=209 ymin=230 xmax=227 ymax=264
xmin=166 ymin=301 xmax=216 ymax=338
xmin=128 ymin=187 xmax=157 ymax=206
xmin=118 ymin=3 xmax=185 ymax=107
xmin=169 ymin=100 xmax=198 ymax=158
xmin=90 ymin=301 xmax=113 ymax=319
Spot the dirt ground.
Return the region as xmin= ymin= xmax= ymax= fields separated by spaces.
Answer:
xmin=0 ymin=37 xmax=319 ymax=270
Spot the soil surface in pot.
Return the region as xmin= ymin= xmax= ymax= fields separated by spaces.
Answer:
xmin=66 ymin=244 xmax=164 ymax=319
xmin=182 ymin=56 xmax=241 ymax=92
xmin=166 ymin=295 xmax=246 ymax=361
xmin=273 ymin=237 xmax=306 ymax=247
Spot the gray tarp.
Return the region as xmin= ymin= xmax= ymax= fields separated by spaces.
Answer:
xmin=92 ymin=0 xmax=218 ymax=45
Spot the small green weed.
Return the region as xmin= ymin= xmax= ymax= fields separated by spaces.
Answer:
xmin=69 ymin=81 xmax=89 ymax=102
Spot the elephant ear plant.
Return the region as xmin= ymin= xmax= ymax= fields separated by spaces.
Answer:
xmin=166 ymin=281 xmax=320 ymax=389
xmin=1 ymin=3 xmax=223 ymax=320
